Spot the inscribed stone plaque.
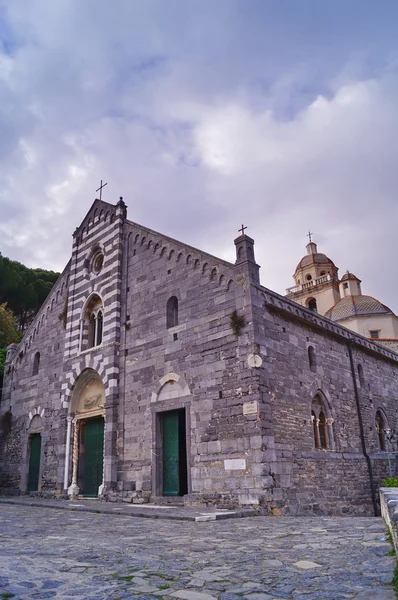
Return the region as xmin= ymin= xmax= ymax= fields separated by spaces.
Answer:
xmin=224 ymin=458 xmax=246 ymax=471
xmin=243 ymin=400 xmax=258 ymax=415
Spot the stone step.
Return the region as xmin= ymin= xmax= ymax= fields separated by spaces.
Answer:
xmin=149 ymin=496 xmax=185 ymax=506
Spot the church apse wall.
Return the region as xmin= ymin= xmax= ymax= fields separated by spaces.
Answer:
xmin=254 ymin=289 xmax=398 ymax=515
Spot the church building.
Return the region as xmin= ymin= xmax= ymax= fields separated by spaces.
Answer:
xmin=1 ymin=198 xmax=397 ymax=516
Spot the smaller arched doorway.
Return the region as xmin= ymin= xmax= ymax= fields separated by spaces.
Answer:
xmin=153 ymin=375 xmax=191 ymax=497
xmin=66 ymin=369 xmax=105 ymax=498
xmin=27 ymin=414 xmax=43 ymax=492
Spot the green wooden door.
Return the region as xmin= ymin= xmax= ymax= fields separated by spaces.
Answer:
xmin=83 ymin=417 xmax=104 ymax=497
xmin=27 ymin=434 xmax=41 ymax=492
xmin=162 ymin=411 xmax=180 ymax=496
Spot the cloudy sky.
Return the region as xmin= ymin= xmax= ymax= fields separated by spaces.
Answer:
xmin=1 ymin=1 xmax=398 ymax=306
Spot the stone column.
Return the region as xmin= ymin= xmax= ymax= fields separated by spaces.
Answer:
xmin=63 ymin=415 xmax=73 ymax=490
xmin=102 ymin=399 xmax=118 ymax=495
xmin=68 ymin=420 xmax=80 ymax=497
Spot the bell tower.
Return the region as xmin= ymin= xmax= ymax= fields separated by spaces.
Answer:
xmin=286 ymin=237 xmax=340 ymax=315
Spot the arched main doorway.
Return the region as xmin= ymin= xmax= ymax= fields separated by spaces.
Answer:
xmin=66 ymin=369 xmax=105 ymax=498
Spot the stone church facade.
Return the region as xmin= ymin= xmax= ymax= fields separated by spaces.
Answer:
xmin=1 ymin=198 xmax=397 ymax=515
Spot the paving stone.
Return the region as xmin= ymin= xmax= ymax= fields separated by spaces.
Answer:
xmin=169 ymin=591 xmax=218 ymax=600
xmin=292 ymin=560 xmax=323 ymax=569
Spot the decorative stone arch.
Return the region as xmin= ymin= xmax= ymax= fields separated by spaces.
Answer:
xmin=151 ymin=372 xmax=191 ymax=403
xmin=68 ymin=368 xmax=105 ymax=417
xmin=210 ymin=267 xmax=218 ymax=281
xmin=62 ymin=357 xmax=118 ymax=409
xmin=309 ymin=387 xmax=335 ymax=451
xmin=226 ymin=279 xmax=234 ymax=291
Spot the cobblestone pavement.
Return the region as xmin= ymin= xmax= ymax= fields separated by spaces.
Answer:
xmin=0 ymin=504 xmax=396 ymax=600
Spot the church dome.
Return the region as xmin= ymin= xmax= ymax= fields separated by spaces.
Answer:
xmin=295 ymin=253 xmax=336 ymax=272
xmin=325 ymin=295 xmax=393 ymax=322
xmin=340 ymin=272 xmax=361 ymax=282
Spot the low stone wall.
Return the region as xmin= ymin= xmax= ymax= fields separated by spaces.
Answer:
xmin=380 ymin=487 xmax=398 ymax=554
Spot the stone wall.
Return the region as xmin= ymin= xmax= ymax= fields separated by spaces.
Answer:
xmin=116 ymin=223 xmax=268 ymax=506
xmin=0 ymin=266 xmax=70 ymax=492
xmin=253 ymin=287 xmax=398 ymax=515
xmin=380 ymin=487 xmax=398 ymax=554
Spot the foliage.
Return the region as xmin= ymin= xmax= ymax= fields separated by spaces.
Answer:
xmin=230 ymin=310 xmax=246 ymax=337
xmin=383 ymin=478 xmax=398 ymax=488
xmin=0 ymin=253 xmax=59 ymax=330
xmin=0 ymin=304 xmax=21 ymax=347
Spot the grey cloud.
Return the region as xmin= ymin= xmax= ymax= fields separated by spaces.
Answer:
xmin=0 ymin=0 xmax=397 ymax=312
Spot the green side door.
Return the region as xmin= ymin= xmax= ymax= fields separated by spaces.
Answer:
xmin=27 ymin=434 xmax=41 ymax=492
xmin=162 ymin=411 xmax=180 ymax=496
xmin=83 ymin=417 xmax=104 ymax=497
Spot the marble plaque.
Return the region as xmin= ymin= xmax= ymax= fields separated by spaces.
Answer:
xmin=243 ymin=400 xmax=258 ymax=415
xmin=224 ymin=459 xmax=246 ymax=471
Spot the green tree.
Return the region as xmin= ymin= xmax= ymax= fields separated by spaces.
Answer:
xmin=0 ymin=303 xmax=21 ymax=400
xmin=0 ymin=253 xmax=59 ymax=330
xmin=0 ymin=303 xmax=21 ymax=347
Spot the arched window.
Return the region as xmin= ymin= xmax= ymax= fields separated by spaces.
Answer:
xmin=32 ymin=352 xmax=40 ymax=376
xmin=81 ymin=294 xmax=104 ymax=351
xmin=308 ymin=346 xmax=317 ymax=372
xmin=357 ymin=364 xmax=365 ymax=388
xmin=307 ymin=298 xmax=317 ymax=312
xmin=166 ymin=296 xmax=178 ymax=329
xmin=311 ymin=394 xmax=332 ymax=450
xmin=375 ymin=410 xmax=387 ymax=451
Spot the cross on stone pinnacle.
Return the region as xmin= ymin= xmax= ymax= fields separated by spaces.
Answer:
xmin=96 ymin=180 xmax=108 ymax=200
xmin=307 ymin=230 xmax=313 ymax=243
xmin=239 ymin=224 xmax=247 ymax=236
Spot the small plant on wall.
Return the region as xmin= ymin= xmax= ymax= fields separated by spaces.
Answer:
xmin=230 ymin=310 xmax=246 ymax=337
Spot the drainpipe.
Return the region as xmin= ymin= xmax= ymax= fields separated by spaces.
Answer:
xmin=347 ymin=340 xmax=378 ymax=516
